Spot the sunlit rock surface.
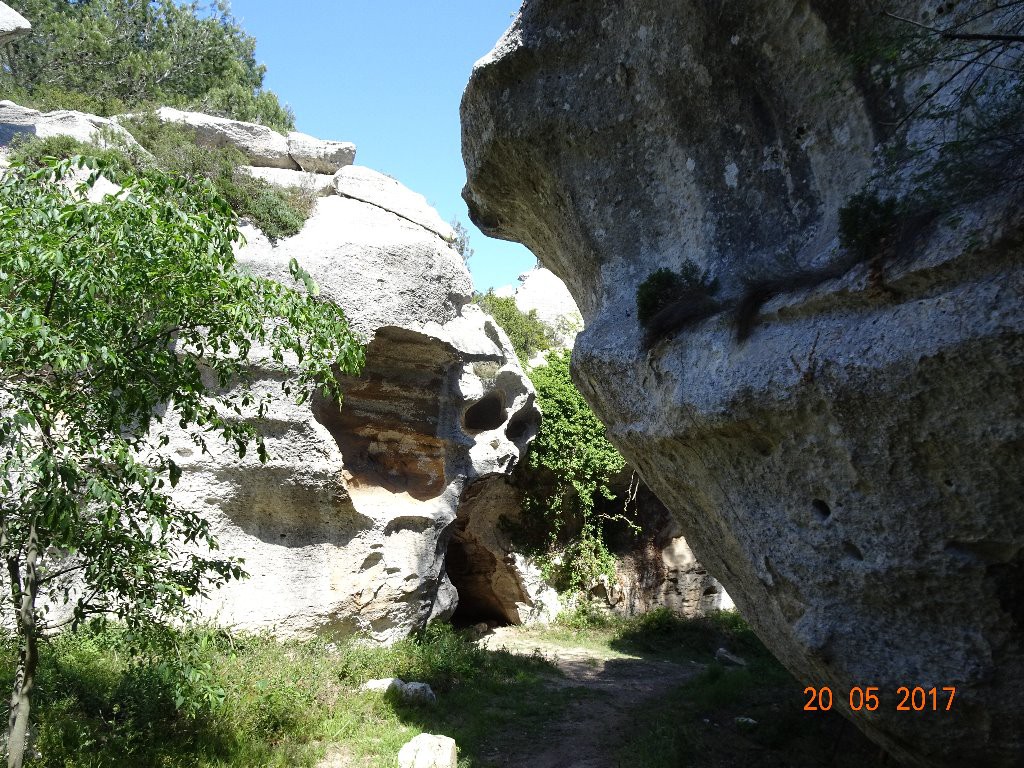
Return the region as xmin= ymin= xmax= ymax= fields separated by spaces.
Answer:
xmin=462 ymin=1 xmax=1024 ymax=764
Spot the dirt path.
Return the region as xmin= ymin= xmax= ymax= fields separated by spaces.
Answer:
xmin=476 ymin=627 xmax=702 ymax=768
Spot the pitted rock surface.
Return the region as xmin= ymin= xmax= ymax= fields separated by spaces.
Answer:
xmin=168 ymin=191 xmax=542 ymax=643
xmin=462 ymin=2 xmax=1024 ymax=764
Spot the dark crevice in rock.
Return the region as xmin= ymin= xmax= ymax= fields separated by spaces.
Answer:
xmin=446 ymin=524 xmax=518 ymax=626
xmin=464 ymin=391 xmax=506 ymax=432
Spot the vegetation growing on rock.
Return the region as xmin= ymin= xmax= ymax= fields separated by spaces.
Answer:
xmin=520 ymin=350 xmax=634 ymax=593
xmin=10 ymin=116 xmax=320 ymax=240
xmin=1 ymin=0 xmax=294 ymax=131
xmin=474 ymin=289 xmax=552 ymax=364
xmin=0 ymin=156 xmax=363 ymax=767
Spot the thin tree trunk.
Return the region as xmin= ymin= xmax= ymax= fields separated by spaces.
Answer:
xmin=7 ymin=521 xmax=39 ymax=768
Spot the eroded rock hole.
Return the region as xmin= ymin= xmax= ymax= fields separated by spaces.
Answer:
xmin=812 ymin=498 xmax=832 ymax=521
xmin=464 ymin=392 xmax=505 ymax=432
xmin=445 ymin=535 xmax=514 ymax=627
xmin=505 ymin=411 xmax=536 ymax=442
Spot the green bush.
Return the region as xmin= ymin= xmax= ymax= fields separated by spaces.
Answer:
xmin=520 ymin=349 xmax=630 ymax=593
xmin=3 ymin=0 xmax=294 ymax=132
xmin=475 ymin=290 xmax=553 ymax=363
xmin=18 ymin=114 xmax=319 ymax=241
xmin=7 ymin=133 xmax=136 ymax=175
xmin=636 ymin=260 xmax=717 ymax=327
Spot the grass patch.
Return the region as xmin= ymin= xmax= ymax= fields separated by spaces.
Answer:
xmin=524 ymin=605 xmax=770 ymax=664
xmin=0 ymin=622 xmax=567 ymax=767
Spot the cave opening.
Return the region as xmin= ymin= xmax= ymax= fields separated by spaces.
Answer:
xmin=445 ymin=535 xmax=515 ymax=627
xmin=463 ymin=391 xmax=505 ymax=432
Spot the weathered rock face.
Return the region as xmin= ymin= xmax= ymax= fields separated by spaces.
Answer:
xmin=148 ymin=107 xmax=356 ymax=172
xmin=509 ymin=267 xmax=582 ymax=348
xmin=598 ymin=480 xmax=733 ymax=618
xmin=0 ymin=1 xmax=29 ymax=46
xmin=0 ymin=101 xmax=547 ymax=643
xmin=171 ymin=186 xmax=541 ymax=643
xmin=0 ymin=100 xmax=141 ymax=148
xmin=462 ymin=2 xmax=1023 ymax=765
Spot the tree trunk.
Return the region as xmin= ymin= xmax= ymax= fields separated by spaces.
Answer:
xmin=6 ymin=522 xmax=39 ymax=768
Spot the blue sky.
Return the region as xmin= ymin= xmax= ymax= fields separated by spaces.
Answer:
xmin=230 ymin=0 xmax=536 ymax=293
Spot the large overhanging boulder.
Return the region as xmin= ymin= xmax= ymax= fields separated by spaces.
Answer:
xmin=462 ymin=1 xmax=1023 ymax=765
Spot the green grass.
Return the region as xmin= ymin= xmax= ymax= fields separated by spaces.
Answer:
xmin=0 ymin=622 xmax=566 ymax=768
xmin=523 ymin=605 xmax=768 ymax=664
xmin=1 ymin=611 xmax=878 ymax=767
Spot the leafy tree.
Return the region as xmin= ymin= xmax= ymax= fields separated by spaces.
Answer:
xmin=0 ymin=157 xmax=363 ymax=768
xmin=475 ymin=290 xmax=552 ymax=364
xmin=450 ymin=218 xmax=474 ymax=263
xmin=1 ymin=0 xmax=294 ymax=132
xmin=522 ymin=350 xmax=630 ymax=592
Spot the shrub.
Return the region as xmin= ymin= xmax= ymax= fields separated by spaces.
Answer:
xmin=520 ymin=350 xmax=632 ymax=593
xmin=475 ymin=290 xmax=553 ymax=363
xmin=837 ymin=189 xmax=902 ymax=259
xmin=2 ymin=0 xmax=294 ymax=132
xmin=120 ymin=113 xmax=318 ymax=240
xmin=636 ymin=260 xmax=717 ymax=327
xmin=7 ymin=133 xmax=136 ymax=175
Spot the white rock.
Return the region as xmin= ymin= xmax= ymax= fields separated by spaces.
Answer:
xmin=334 ymin=165 xmax=455 ymax=242
xmin=287 ymin=131 xmax=356 ymax=174
xmin=0 ymin=101 xmax=140 ymax=150
xmin=0 ymin=2 xmax=30 ymax=46
xmin=236 ymin=165 xmax=335 ymax=195
xmin=151 ymin=106 xmax=296 ymax=169
xmin=362 ymin=677 xmax=405 ymax=693
xmin=398 ymin=734 xmax=457 ymax=768
xmin=359 ymin=679 xmax=435 ymax=703
xmin=171 ymin=194 xmax=540 ymax=644
xmin=512 ymin=267 xmax=583 ymax=347
xmin=714 ymin=648 xmax=747 ymax=667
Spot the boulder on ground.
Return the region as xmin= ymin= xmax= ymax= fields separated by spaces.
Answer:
xmin=398 ymin=734 xmax=457 ymax=768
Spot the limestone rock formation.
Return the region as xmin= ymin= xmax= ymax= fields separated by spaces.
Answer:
xmin=462 ymin=2 xmax=1023 ymax=765
xmin=0 ymin=101 xmax=548 ymax=643
xmin=509 ymin=267 xmax=582 ymax=347
xmin=334 ymin=165 xmax=456 ymax=242
xmin=147 ymin=107 xmax=356 ymax=172
xmin=0 ymin=100 xmax=140 ymax=148
xmin=236 ymin=165 xmax=336 ymax=195
xmin=169 ymin=187 xmax=541 ymax=643
xmin=0 ymin=1 xmax=30 ymax=46
xmin=287 ymin=130 xmax=356 ymax=174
